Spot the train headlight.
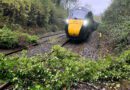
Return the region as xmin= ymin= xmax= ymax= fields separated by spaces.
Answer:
xmin=65 ymin=19 xmax=69 ymax=24
xmin=83 ymin=20 xmax=89 ymax=26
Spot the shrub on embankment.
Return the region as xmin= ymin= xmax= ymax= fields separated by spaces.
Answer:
xmin=0 ymin=45 xmax=130 ymax=89
xmin=0 ymin=0 xmax=66 ymax=48
xmin=0 ymin=0 xmax=66 ymax=32
xmin=98 ymin=0 xmax=130 ymax=53
xmin=0 ymin=26 xmax=38 ymax=49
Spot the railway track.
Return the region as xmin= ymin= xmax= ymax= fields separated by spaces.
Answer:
xmin=0 ymin=32 xmax=70 ymax=90
xmin=3 ymin=30 xmax=101 ymax=59
xmin=4 ymin=31 xmax=65 ymax=56
xmin=0 ymin=31 xmax=100 ymax=90
xmin=3 ymin=31 xmax=98 ymax=57
xmin=1 ymin=31 xmax=130 ymax=90
xmin=0 ymin=36 xmax=106 ymax=90
xmin=61 ymin=39 xmax=70 ymax=47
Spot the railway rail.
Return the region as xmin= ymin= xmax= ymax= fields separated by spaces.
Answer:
xmin=4 ymin=31 xmax=65 ymax=56
xmin=1 ymin=31 xmax=130 ymax=90
xmin=0 ymin=31 xmax=100 ymax=90
xmin=61 ymin=39 xmax=70 ymax=47
xmin=0 ymin=32 xmax=70 ymax=90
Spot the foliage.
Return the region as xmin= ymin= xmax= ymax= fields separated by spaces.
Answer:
xmin=0 ymin=0 xmax=66 ymax=48
xmin=0 ymin=45 xmax=130 ymax=89
xmin=102 ymin=0 xmax=130 ymax=24
xmin=0 ymin=0 xmax=66 ymax=31
xmin=59 ymin=0 xmax=79 ymax=9
xmin=0 ymin=26 xmax=19 ymax=48
xmin=53 ymin=0 xmax=79 ymax=7
xmin=99 ymin=0 xmax=130 ymax=53
xmin=0 ymin=26 xmax=38 ymax=48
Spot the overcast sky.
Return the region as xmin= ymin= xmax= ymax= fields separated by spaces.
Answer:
xmin=79 ymin=0 xmax=112 ymax=15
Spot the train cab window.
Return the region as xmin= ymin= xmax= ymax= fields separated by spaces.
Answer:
xmin=69 ymin=8 xmax=88 ymax=19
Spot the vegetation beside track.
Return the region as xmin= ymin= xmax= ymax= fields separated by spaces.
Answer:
xmin=0 ymin=0 xmax=66 ymax=32
xmin=98 ymin=0 xmax=130 ymax=54
xmin=0 ymin=26 xmax=38 ymax=49
xmin=0 ymin=0 xmax=67 ymax=49
xmin=0 ymin=45 xmax=130 ymax=89
xmin=0 ymin=0 xmax=130 ymax=89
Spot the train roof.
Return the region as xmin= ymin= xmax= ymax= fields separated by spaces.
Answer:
xmin=69 ymin=7 xmax=90 ymax=13
xmin=68 ymin=7 xmax=91 ymax=19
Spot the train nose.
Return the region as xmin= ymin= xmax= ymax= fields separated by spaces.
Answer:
xmin=68 ymin=19 xmax=83 ymax=37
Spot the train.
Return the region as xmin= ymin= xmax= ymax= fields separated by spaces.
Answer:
xmin=65 ymin=7 xmax=98 ymax=41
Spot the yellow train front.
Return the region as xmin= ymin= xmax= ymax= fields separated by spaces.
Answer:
xmin=65 ymin=7 xmax=97 ymax=41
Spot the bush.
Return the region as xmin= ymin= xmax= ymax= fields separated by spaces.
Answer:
xmin=99 ymin=0 xmax=130 ymax=53
xmin=0 ymin=0 xmax=66 ymax=31
xmin=0 ymin=26 xmax=19 ymax=48
xmin=0 ymin=45 xmax=130 ymax=89
xmin=19 ymin=33 xmax=38 ymax=44
xmin=102 ymin=0 xmax=130 ymax=25
xmin=0 ymin=26 xmax=38 ymax=48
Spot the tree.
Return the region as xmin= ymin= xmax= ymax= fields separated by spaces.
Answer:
xmin=60 ymin=0 xmax=79 ymax=10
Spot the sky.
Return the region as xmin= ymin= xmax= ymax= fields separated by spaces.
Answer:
xmin=79 ymin=0 xmax=112 ymax=15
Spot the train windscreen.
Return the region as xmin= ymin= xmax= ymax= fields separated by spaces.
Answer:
xmin=69 ymin=9 xmax=88 ymax=19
